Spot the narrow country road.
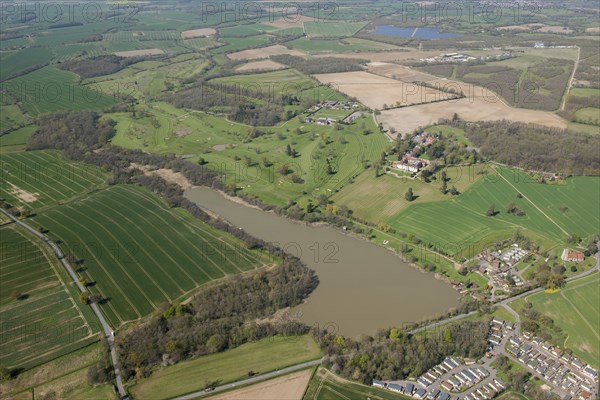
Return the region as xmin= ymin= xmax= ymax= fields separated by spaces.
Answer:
xmin=0 ymin=208 xmax=128 ymax=399
xmin=173 ymin=358 xmax=324 ymax=400
xmin=560 ymin=46 xmax=580 ymax=111
xmin=410 ymin=245 xmax=599 ymax=336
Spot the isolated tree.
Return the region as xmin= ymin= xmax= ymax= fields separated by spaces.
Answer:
xmin=326 ymin=164 xmax=334 ymax=175
xmin=441 ymin=179 xmax=448 ymax=194
xmin=198 ymin=158 xmax=207 ymax=165
xmin=486 ymin=204 xmax=497 ymax=216
xmin=405 ymin=187 xmax=415 ymax=202
xmin=79 ymin=291 xmax=90 ymax=304
xmin=286 ymin=144 xmax=292 ymax=156
xmin=0 ymin=366 xmax=10 ymax=382
xmin=277 ymin=164 xmax=289 ymax=175
xmin=449 ymin=186 xmax=459 ymax=195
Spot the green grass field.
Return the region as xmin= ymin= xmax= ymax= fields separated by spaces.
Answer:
xmin=304 ymin=21 xmax=367 ymax=37
xmin=0 ymin=104 xmax=28 ymax=134
xmin=0 ymin=150 xmax=107 ymax=211
xmin=31 ymin=184 xmax=272 ymax=327
xmin=130 ymin=335 xmax=322 ymax=399
xmin=0 ymin=224 xmax=100 ymax=370
xmin=510 ymin=272 xmax=600 ymax=368
xmin=382 ymin=166 xmax=600 ymax=255
xmin=0 ymin=48 xmax=52 ymax=82
xmin=0 ymin=342 xmax=115 ymax=399
xmin=332 ymin=165 xmax=482 ymax=222
xmin=286 ymin=37 xmax=399 ymax=53
xmin=303 ymin=368 xmax=411 ymax=400
xmin=4 ymin=66 xmax=116 ymax=116
xmin=110 ymin=103 xmax=389 ymax=207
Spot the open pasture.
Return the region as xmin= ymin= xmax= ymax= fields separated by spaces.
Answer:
xmin=314 ymin=71 xmax=452 ymax=110
xmin=236 ymin=60 xmax=286 ymax=72
xmin=227 ymin=44 xmax=307 ymax=60
xmin=3 ymin=67 xmax=116 ymax=116
xmin=303 ymin=21 xmax=367 ymax=38
xmin=0 ymin=126 xmax=37 ymax=150
xmin=130 ymin=335 xmax=321 ymax=399
xmin=0 ymin=225 xmax=99 ymax=370
xmin=181 ymin=28 xmax=217 ymax=39
xmin=212 ymin=35 xmax=273 ymax=54
xmin=31 ymin=185 xmax=272 ymax=327
xmin=0 ymin=47 xmax=52 ymax=82
xmin=287 ymin=37 xmax=399 ymax=53
xmin=386 ymin=166 xmax=599 ymax=254
xmin=0 ymin=343 xmax=114 ymax=400
xmin=332 ymin=166 xmax=481 ymax=222
xmin=0 ymin=150 xmax=106 ymax=210
xmin=511 ymin=272 xmax=600 ymax=368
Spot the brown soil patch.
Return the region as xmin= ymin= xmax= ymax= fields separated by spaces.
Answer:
xmin=236 ymin=60 xmax=285 ymax=72
xmin=227 ymin=44 xmax=307 ymax=60
xmin=378 ymin=97 xmax=567 ymax=136
xmin=264 ymin=15 xmax=314 ymax=29
xmin=131 ymin=164 xmax=192 ymax=189
xmin=368 ymin=62 xmax=440 ymax=82
xmin=585 ymin=27 xmax=600 ymax=33
xmin=8 ymin=183 xmax=38 ymax=203
xmin=209 ymin=369 xmax=312 ymax=400
xmin=313 ymin=49 xmax=447 ymax=62
xmin=115 ymin=49 xmax=164 ymax=58
xmin=181 ymin=28 xmax=217 ymax=39
xmin=497 ymin=23 xmax=544 ymax=31
xmin=314 ymin=70 xmax=451 ymax=109
xmin=538 ymin=26 xmax=573 ymax=34
xmin=132 ymin=31 xmax=144 ymax=37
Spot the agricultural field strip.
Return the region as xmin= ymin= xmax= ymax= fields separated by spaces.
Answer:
xmin=560 ymin=291 xmax=599 ymax=340
xmin=0 ymin=225 xmax=95 ymax=332
xmin=39 ymin=210 xmax=151 ymax=322
xmin=0 ymin=152 xmax=104 ymax=206
xmin=36 ymin=186 xmax=268 ymax=324
xmin=117 ymin=186 xmax=269 ymax=269
xmin=111 ymin=186 xmax=257 ymax=275
xmin=494 ymin=167 xmax=570 ymax=236
xmin=39 ymin=210 xmax=152 ymax=322
xmin=0 ymin=287 xmax=93 ymax=366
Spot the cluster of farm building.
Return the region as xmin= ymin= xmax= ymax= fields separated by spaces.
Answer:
xmin=419 ymin=52 xmax=511 ymax=64
xmin=391 ymin=131 xmax=437 ymax=173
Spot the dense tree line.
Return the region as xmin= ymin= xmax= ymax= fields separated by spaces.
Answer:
xmin=165 ymin=82 xmax=305 ymax=126
xmin=461 ymin=120 xmax=600 ymax=175
xmin=58 ymin=55 xmax=152 ymax=79
xmin=271 ymin=55 xmax=368 ymax=74
xmin=314 ymin=319 xmax=489 ymax=383
xmin=117 ymin=259 xmax=318 ymax=379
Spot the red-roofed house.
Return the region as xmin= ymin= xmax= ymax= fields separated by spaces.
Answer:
xmin=561 ymin=249 xmax=585 ymax=262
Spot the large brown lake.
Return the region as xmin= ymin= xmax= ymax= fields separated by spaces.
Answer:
xmin=186 ymin=187 xmax=459 ymax=338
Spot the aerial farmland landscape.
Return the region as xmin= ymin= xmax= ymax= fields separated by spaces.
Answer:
xmin=0 ymin=1 xmax=598 ymax=399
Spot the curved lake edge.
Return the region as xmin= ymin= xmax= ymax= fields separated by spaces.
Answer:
xmin=187 ymin=185 xmax=460 ymax=287
xmin=185 ymin=186 xmax=461 ymax=337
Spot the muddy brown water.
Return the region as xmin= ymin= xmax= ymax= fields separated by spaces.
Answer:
xmin=185 ymin=187 xmax=459 ymax=338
